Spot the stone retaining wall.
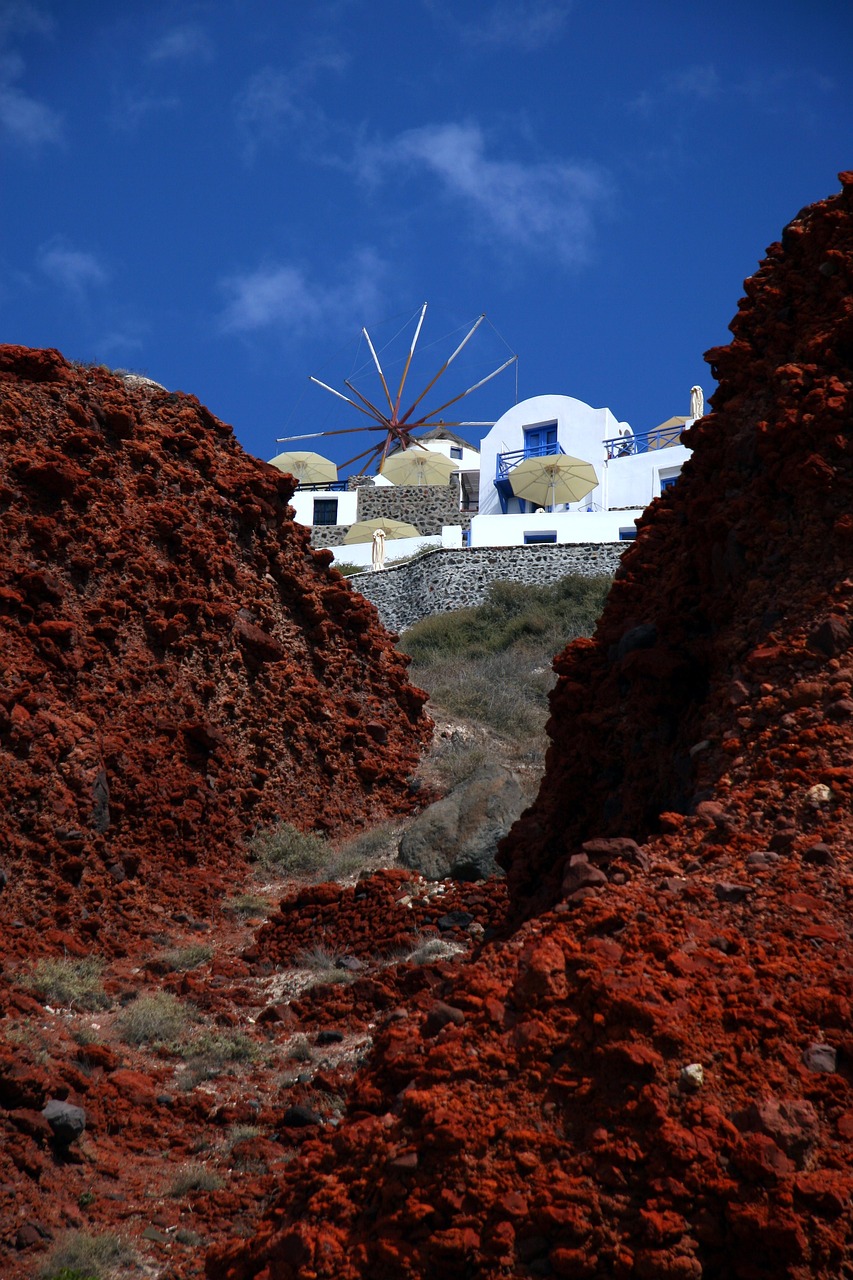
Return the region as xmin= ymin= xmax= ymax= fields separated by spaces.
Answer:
xmin=356 ymin=482 xmax=465 ymax=535
xmin=309 ymin=481 xmax=469 ymax=548
xmin=349 ymin=542 xmax=624 ymax=633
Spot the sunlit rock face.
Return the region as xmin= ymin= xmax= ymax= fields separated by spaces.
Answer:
xmin=0 ymin=346 xmax=430 ymax=960
xmin=206 ymin=177 xmax=853 ymax=1280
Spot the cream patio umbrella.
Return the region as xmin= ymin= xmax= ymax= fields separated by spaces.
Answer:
xmin=380 ymin=447 xmax=457 ymax=487
xmin=268 ymin=450 xmax=338 ymax=485
xmin=343 ymin=516 xmax=421 ymax=544
xmin=509 ymin=454 xmax=598 ymax=510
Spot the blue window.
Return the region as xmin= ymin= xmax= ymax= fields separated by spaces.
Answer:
xmin=660 ymin=474 xmax=678 ymax=492
xmin=619 ymin=528 xmax=637 ymax=541
xmin=523 ymin=422 xmax=558 ymax=458
xmin=524 ymin=531 xmax=557 ymax=544
xmin=313 ymin=498 xmax=339 ymax=526
xmin=450 ymin=445 xmax=463 ymax=460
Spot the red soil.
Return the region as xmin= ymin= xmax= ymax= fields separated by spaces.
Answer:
xmin=0 ymin=349 xmax=430 ymax=963
xmin=206 ymin=178 xmax=853 ymax=1279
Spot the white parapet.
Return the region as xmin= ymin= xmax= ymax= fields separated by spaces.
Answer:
xmin=468 ymin=510 xmax=644 ymax=547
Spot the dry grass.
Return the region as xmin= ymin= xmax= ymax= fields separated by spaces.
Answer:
xmin=249 ymin=822 xmax=338 ymax=878
xmin=117 ymin=992 xmax=195 ymax=1046
xmin=23 ymin=956 xmax=110 ymax=1012
xmin=154 ymin=943 xmax=213 ymax=972
xmin=167 ymin=1164 xmax=224 ymax=1197
xmin=404 ymin=575 xmax=610 ymax=738
xmin=39 ymin=1230 xmax=135 ymax=1279
xmin=222 ymin=892 xmax=271 ymax=919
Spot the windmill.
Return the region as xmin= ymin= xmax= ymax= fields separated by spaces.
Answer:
xmin=276 ymin=303 xmax=518 ymax=477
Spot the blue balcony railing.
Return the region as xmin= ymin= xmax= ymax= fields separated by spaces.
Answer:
xmin=496 ymin=441 xmax=565 ymax=480
xmin=294 ymin=479 xmax=348 ymax=491
xmin=603 ymin=421 xmax=686 ymax=459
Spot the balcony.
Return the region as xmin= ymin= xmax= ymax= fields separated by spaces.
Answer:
xmin=495 ymin=440 xmax=566 ymax=480
xmin=603 ymin=420 xmax=686 ymax=459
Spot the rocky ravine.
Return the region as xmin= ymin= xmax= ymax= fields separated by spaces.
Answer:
xmin=0 ymin=348 xmax=430 ymax=964
xmin=206 ymin=179 xmax=853 ymax=1279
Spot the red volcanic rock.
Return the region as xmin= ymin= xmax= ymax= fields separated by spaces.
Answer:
xmin=502 ymin=171 xmax=853 ymax=914
xmin=0 ymin=349 xmax=430 ymax=959
xmin=207 ymin=178 xmax=853 ymax=1279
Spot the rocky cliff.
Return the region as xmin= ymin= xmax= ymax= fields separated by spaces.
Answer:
xmin=0 ymin=348 xmax=430 ymax=962
xmin=207 ymin=177 xmax=853 ymax=1280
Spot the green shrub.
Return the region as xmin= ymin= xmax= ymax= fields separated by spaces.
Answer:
xmin=154 ymin=944 xmax=213 ymax=972
xmin=404 ymin=935 xmax=464 ymax=965
xmin=167 ymin=1163 xmax=224 ymax=1197
xmin=23 ymin=957 xmax=110 ymax=1011
xmin=285 ymin=1034 xmax=314 ymax=1063
xmin=403 ymin=574 xmax=610 ymax=664
xmin=117 ymin=992 xmax=194 ymax=1046
xmin=39 ymin=1231 xmax=135 ymax=1279
xmin=249 ymin=822 xmax=336 ymax=878
xmin=330 ymin=560 xmax=363 ymax=577
xmin=183 ymin=1030 xmax=260 ymax=1066
xmin=227 ymin=1124 xmax=262 ymax=1148
xmin=295 ymin=943 xmax=343 ymax=972
xmin=428 ymin=736 xmax=491 ymax=789
xmin=331 ymin=821 xmax=399 ymax=877
xmin=222 ymin=892 xmax=271 ymax=919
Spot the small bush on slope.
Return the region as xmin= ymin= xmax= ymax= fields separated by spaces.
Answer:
xmin=39 ymin=1231 xmax=135 ymax=1279
xmin=23 ymin=957 xmax=110 ymax=1011
xmin=249 ymin=823 xmax=336 ymax=878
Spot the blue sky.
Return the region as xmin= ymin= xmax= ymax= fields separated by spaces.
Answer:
xmin=2 ymin=0 xmax=851 ymax=472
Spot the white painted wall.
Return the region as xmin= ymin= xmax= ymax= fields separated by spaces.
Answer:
xmin=479 ymin=395 xmax=629 ymax=517
xmin=288 ymin=487 xmax=358 ymax=528
xmin=604 ymin=443 xmax=692 ymax=508
xmin=327 ymin=533 xmax=444 ymax=570
xmin=469 ymin=510 xmax=643 ymax=547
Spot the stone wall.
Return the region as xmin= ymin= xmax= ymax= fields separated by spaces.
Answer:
xmin=356 ymin=482 xmax=465 ymax=535
xmin=350 ymin=542 xmax=623 ymax=633
xmin=309 ymin=480 xmax=468 ymax=548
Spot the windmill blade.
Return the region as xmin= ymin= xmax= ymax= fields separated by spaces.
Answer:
xmin=276 ymin=425 xmax=387 ymax=443
xmin=344 ymin=379 xmax=393 ymax=427
xmin=339 ymin=440 xmax=388 ymax=472
xmin=398 ymin=314 xmax=485 ymax=426
xmin=362 ymin=327 xmax=394 ymax=414
xmin=308 ymin=373 xmax=381 ymax=422
xmin=415 ymin=354 xmax=518 ymax=424
xmin=392 ymin=301 xmax=427 ymax=420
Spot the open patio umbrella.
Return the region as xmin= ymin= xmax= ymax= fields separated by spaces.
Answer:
xmin=380 ymin=447 xmax=457 ymax=487
xmin=509 ymin=454 xmax=598 ymax=510
xmin=343 ymin=517 xmax=421 ymax=544
xmin=268 ymin=450 xmax=338 ymax=485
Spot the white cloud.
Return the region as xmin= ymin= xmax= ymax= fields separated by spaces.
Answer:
xmin=218 ymin=248 xmax=386 ymax=336
xmin=109 ymin=91 xmax=181 ymax=132
xmin=234 ymin=49 xmax=347 ymax=158
xmin=358 ymin=121 xmax=610 ymax=268
xmin=630 ymin=63 xmax=833 ymax=117
xmin=0 ymin=3 xmax=61 ymax=145
xmin=0 ymin=3 xmax=53 ymax=41
xmin=37 ymin=238 xmax=109 ymax=294
xmin=425 ymin=0 xmax=573 ymax=52
xmin=147 ymin=23 xmax=213 ymax=64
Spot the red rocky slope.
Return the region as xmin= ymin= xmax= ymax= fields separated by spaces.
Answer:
xmin=0 ymin=348 xmax=430 ymax=962
xmin=207 ymin=177 xmax=853 ymax=1279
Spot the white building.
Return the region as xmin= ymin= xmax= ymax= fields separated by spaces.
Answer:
xmin=279 ymin=392 xmax=696 ymax=554
xmin=469 ymin=394 xmax=692 ymax=547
